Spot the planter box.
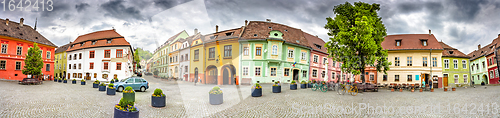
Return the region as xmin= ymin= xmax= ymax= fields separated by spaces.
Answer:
xmin=81 ymin=82 xmax=86 ymax=85
xmin=93 ymin=83 xmax=99 ymax=88
xmin=54 ymin=79 xmax=57 ymax=82
xmin=290 ymin=84 xmax=297 ymax=90
xmin=307 ymin=84 xmax=312 ymax=88
xmin=115 ymin=80 xmax=119 ymax=82
xmin=301 ymin=84 xmax=307 ymax=89
xmin=99 ymin=86 xmax=106 ymax=91
xmin=123 ymin=93 xmax=135 ymax=102
xmin=251 ymin=89 xmax=262 ymax=97
xmin=114 ymin=107 xmax=139 ymax=118
xmin=72 ymin=81 xmax=76 ymax=84
xmin=209 ymin=94 xmax=223 ymax=105
xmin=272 ymin=86 xmax=281 ymax=93
xmin=151 ymin=96 xmax=166 ymax=107
xmin=63 ymin=80 xmax=67 ymax=83
xmin=452 ymin=88 xmax=456 ymax=91
xmin=58 ymin=80 xmax=62 ymax=82
xmin=110 ymin=81 xmax=115 ymax=84
xmin=107 ymin=88 xmax=116 ymax=95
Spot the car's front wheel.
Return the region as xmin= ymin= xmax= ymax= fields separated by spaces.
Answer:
xmin=140 ymin=86 xmax=146 ymax=92
xmin=117 ymin=86 xmax=124 ymax=92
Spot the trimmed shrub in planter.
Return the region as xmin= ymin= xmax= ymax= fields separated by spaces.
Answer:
xmin=300 ymin=81 xmax=307 ymax=89
xmin=63 ymin=78 xmax=67 ymax=83
xmin=151 ymin=88 xmax=166 ymax=107
xmin=81 ymin=79 xmax=86 ymax=85
xmin=93 ymin=80 xmax=99 ymax=88
xmin=252 ymin=83 xmax=262 ymax=97
xmin=209 ymin=86 xmax=223 ymax=105
xmin=307 ymin=81 xmax=312 ymax=88
xmin=107 ymin=83 xmax=116 ymax=95
xmin=123 ymin=86 xmax=135 ymax=102
xmin=290 ymin=80 xmax=297 ymax=90
xmin=54 ymin=77 xmax=58 ymax=82
xmin=99 ymin=83 xmax=106 ymax=91
xmin=272 ymin=81 xmax=281 ymax=93
xmin=481 ymin=81 xmax=485 ymax=86
xmin=58 ymin=78 xmax=62 ymax=82
xmin=72 ymin=79 xmax=77 ymax=84
xmin=114 ymin=98 xmax=139 ymax=118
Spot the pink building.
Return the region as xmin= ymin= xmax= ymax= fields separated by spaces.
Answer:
xmin=304 ymin=32 xmax=342 ymax=82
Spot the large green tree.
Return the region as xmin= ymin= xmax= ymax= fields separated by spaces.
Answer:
xmin=22 ymin=43 xmax=44 ymax=78
xmin=324 ymin=2 xmax=391 ymax=83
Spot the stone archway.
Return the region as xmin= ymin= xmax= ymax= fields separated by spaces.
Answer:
xmin=482 ymin=74 xmax=488 ymax=84
xmin=206 ymin=65 xmax=218 ymax=84
xmin=221 ymin=64 xmax=236 ymax=85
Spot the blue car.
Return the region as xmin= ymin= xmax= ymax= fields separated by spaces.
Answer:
xmin=114 ymin=76 xmax=149 ymax=92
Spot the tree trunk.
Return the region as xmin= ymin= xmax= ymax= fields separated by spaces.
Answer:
xmin=361 ymin=68 xmax=365 ymax=83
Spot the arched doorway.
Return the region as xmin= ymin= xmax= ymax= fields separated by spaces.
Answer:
xmin=194 ymin=68 xmax=198 ymax=83
xmin=206 ymin=65 xmax=218 ymax=84
xmin=63 ymin=71 xmax=66 ymax=79
xmin=221 ymin=64 xmax=236 ymax=85
xmin=482 ymin=74 xmax=488 ymax=84
xmin=68 ymin=73 xmax=71 ymax=79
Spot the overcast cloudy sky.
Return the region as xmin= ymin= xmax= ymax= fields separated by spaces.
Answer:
xmin=1 ymin=0 xmax=500 ymax=54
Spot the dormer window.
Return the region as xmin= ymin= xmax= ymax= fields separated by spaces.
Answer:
xmin=253 ymin=34 xmax=258 ymax=37
xmin=71 ymin=45 xmax=74 ymax=48
xmin=107 ymin=39 xmax=112 ymax=43
xmin=268 ymin=27 xmax=272 ymax=29
xmin=210 ymin=35 xmax=218 ymax=39
xmin=80 ymin=42 xmax=84 ymax=47
xmin=314 ymin=44 xmax=322 ymax=49
xmin=420 ymin=39 xmax=428 ymax=46
xmin=448 ymin=51 xmax=454 ymax=54
xmin=226 ymin=32 xmax=233 ymax=36
xmin=91 ymin=41 xmax=97 ymax=45
xmin=395 ymin=40 xmax=401 ymax=46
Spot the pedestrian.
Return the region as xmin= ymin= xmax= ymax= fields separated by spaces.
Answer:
xmin=429 ymin=79 xmax=432 ymax=89
xmin=472 ymin=80 xmax=475 ymax=88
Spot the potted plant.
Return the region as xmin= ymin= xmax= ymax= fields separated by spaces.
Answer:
xmin=81 ymin=79 xmax=86 ymax=85
xmin=419 ymin=88 xmax=423 ymax=92
xmin=300 ymin=80 xmax=307 ymax=89
xmin=54 ymin=77 xmax=58 ymax=82
xmin=452 ymin=87 xmax=456 ymax=91
xmin=391 ymin=87 xmax=395 ymax=92
xmin=107 ymin=83 xmax=116 ymax=95
xmin=93 ymin=80 xmax=100 ymax=88
xmin=481 ymin=81 xmax=485 ymax=86
xmin=444 ymin=87 xmax=448 ymax=92
xmin=209 ymin=86 xmax=223 ymax=105
xmin=99 ymin=83 xmax=106 ymax=91
xmin=411 ymin=88 xmax=414 ymax=92
xmin=307 ymin=80 xmax=312 ymax=88
xmin=114 ymin=78 xmax=119 ymax=82
xmin=251 ymin=83 xmax=262 ymax=97
xmin=290 ymin=80 xmax=297 ymax=90
xmin=399 ymin=88 xmax=403 ymax=92
xmin=151 ymin=88 xmax=166 ymax=107
xmin=272 ymin=81 xmax=281 ymax=93
xmin=72 ymin=79 xmax=77 ymax=84
xmin=114 ymin=98 xmax=139 ymax=118
xmin=430 ymin=88 xmax=434 ymax=92
xmin=63 ymin=78 xmax=68 ymax=83
xmin=123 ymin=86 xmax=135 ymax=102
xmin=58 ymin=78 xmax=62 ymax=82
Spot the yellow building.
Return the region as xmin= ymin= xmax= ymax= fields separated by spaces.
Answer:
xmin=378 ymin=33 xmax=444 ymax=88
xmin=190 ymin=35 xmax=204 ymax=83
xmin=54 ymin=43 xmax=71 ymax=79
xmin=203 ymin=26 xmax=242 ymax=85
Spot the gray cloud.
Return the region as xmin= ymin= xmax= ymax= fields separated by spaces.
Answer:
xmin=101 ymin=0 xmax=145 ymax=21
xmin=154 ymin=0 xmax=193 ymax=9
xmin=75 ymin=3 xmax=90 ymax=12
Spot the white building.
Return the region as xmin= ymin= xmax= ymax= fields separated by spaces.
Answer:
xmin=66 ymin=29 xmax=134 ymax=81
xmin=179 ymin=32 xmax=202 ymax=81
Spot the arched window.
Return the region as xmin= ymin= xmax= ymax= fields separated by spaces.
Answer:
xmin=272 ymin=45 xmax=278 ymax=55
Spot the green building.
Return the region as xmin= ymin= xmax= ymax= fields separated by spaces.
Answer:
xmin=239 ymin=21 xmax=310 ymax=83
xmin=439 ymin=42 xmax=470 ymax=87
xmin=54 ymin=43 xmax=71 ymax=79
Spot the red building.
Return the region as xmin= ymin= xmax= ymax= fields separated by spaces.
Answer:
xmin=0 ymin=18 xmax=57 ymax=81
xmin=486 ymin=52 xmax=499 ymax=84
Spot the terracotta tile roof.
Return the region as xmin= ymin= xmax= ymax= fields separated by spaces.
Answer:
xmin=203 ymin=27 xmax=242 ymax=43
xmin=303 ymin=32 xmax=327 ymax=53
xmin=467 ymin=38 xmax=498 ymax=60
xmin=240 ymin=21 xmax=310 ymax=48
xmin=382 ymin=34 xmax=443 ymax=50
xmin=55 ymin=43 xmax=72 ymax=53
xmin=66 ymin=30 xmax=130 ymax=52
xmin=184 ymin=33 xmax=202 ymax=45
xmin=439 ymin=42 xmax=469 ymax=58
xmin=0 ymin=18 xmax=57 ymax=47
xmin=163 ymin=30 xmax=186 ymax=45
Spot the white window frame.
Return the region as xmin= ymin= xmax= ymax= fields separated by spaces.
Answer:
xmin=255 ymin=67 xmax=261 ymax=76
xmin=272 ymin=45 xmax=278 ymax=55
xmin=288 ymin=49 xmax=294 ymax=58
xmin=243 ymin=67 xmax=249 ymax=76
xmin=301 ymin=52 xmax=306 ymax=60
xmin=243 ymin=47 xmax=249 ymax=56
xmin=453 ymin=59 xmax=458 ymax=69
xmin=463 ymin=74 xmax=468 ymax=83
xmin=462 ymin=60 xmax=467 ymax=69
xmin=313 ymin=55 xmax=318 ymax=63
xmin=323 ymin=58 xmax=327 ymax=64
xmin=312 ymin=69 xmax=318 ymax=78
xmin=270 ymin=67 xmax=277 ymax=77
xmin=0 ymin=44 xmax=7 ymax=54
xmin=454 ymin=74 xmax=459 ymax=84
xmin=444 ymin=59 xmax=449 ymax=69
xmin=284 ymin=68 xmax=290 ymax=77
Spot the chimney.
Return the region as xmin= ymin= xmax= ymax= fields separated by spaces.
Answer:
xmin=266 ymin=19 xmax=271 ymax=22
xmin=245 ymin=20 xmax=248 ymax=26
xmin=5 ymin=18 xmax=8 ymax=25
xmin=19 ymin=18 xmax=24 ymax=27
xmin=478 ymin=44 xmax=481 ymax=50
xmin=428 ymin=29 xmax=431 ymax=35
xmin=194 ymin=28 xmax=198 ymax=34
xmin=215 ymin=25 xmax=218 ymax=33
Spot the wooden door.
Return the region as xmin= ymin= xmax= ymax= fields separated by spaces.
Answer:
xmin=443 ymin=77 xmax=448 ymax=87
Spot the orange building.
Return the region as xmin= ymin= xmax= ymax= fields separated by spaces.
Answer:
xmin=0 ymin=18 xmax=57 ymax=81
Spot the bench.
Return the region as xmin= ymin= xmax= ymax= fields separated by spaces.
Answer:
xmin=19 ymin=78 xmax=42 ymax=85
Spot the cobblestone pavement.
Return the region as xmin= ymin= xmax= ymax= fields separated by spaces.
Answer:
xmin=1 ymin=76 xmax=500 ymax=118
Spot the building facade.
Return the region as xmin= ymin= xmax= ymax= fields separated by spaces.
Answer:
xmin=378 ymin=33 xmax=444 ymax=88
xmin=54 ymin=43 xmax=71 ymax=79
xmin=190 ymin=34 xmax=205 ymax=83
xmin=439 ymin=42 xmax=470 ymax=87
xmin=0 ymin=18 xmax=57 ymax=81
xmin=304 ymin=32 xmax=342 ymax=83
xmin=486 ymin=52 xmax=498 ymax=84
xmin=66 ymin=29 xmax=134 ymax=81
xmin=468 ymin=39 xmax=497 ymax=85
xmin=151 ymin=31 xmax=188 ymax=78
xmin=203 ymin=26 xmax=240 ymax=85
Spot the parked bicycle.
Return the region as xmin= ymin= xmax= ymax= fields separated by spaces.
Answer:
xmin=311 ymin=81 xmax=328 ymax=92
xmin=342 ymin=83 xmax=358 ymax=96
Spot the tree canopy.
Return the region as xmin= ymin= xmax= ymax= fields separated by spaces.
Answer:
xmin=22 ymin=43 xmax=44 ymax=77
xmin=324 ymin=2 xmax=391 ymax=82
